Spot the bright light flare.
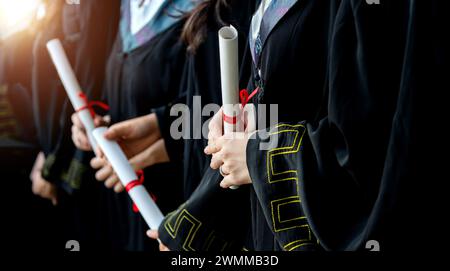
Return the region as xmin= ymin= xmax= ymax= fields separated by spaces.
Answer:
xmin=0 ymin=0 xmax=41 ymax=38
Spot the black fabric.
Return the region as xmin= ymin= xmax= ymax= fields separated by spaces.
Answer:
xmin=158 ymin=169 xmax=251 ymax=251
xmin=157 ymin=0 xmax=258 ymax=251
xmin=248 ymin=0 xmax=448 ymax=251
xmin=102 ymin=20 xmax=186 ymax=251
xmin=0 ymin=31 xmax=61 ymax=252
xmin=245 ymin=0 xmax=338 ymax=251
xmin=31 ymin=4 xmax=66 ymax=159
xmin=30 ymin=0 xmax=120 ymax=251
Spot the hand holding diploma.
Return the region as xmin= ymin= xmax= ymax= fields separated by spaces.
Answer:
xmin=93 ymin=127 xmax=165 ymax=230
xmin=209 ymin=26 xmax=255 ymax=189
xmin=90 ymin=114 xmax=168 ymax=192
xmin=204 ymin=107 xmax=255 ymax=189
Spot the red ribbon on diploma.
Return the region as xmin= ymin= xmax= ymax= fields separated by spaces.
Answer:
xmin=76 ymin=93 xmax=110 ymax=117
xmin=222 ymin=87 xmax=260 ymax=124
xmin=125 ymin=170 xmax=157 ymax=213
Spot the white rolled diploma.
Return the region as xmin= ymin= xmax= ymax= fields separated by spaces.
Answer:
xmin=219 ymin=25 xmax=241 ymax=190
xmin=93 ymin=127 xmax=164 ymax=230
xmin=46 ymin=39 xmax=98 ymax=150
xmin=219 ymin=25 xmax=241 ymax=134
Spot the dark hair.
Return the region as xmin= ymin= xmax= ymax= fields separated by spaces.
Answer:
xmin=182 ymin=0 xmax=230 ymax=54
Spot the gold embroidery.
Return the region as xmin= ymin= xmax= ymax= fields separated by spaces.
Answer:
xmin=164 ymin=208 xmax=202 ymax=251
xmin=265 ymin=124 xmax=314 ymax=250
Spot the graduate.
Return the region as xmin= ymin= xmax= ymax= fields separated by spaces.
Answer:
xmin=173 ymin=0 xmax=261 ymax=203
xmin=29 ymin=0 xmax=70 ymax=247
xmin=160 ymin=0 xmax=257 ymax=200
xmin=39 ymin=0 xmax=121 ymax=250
xmin=0 ymin=11 xmax=54 ymax=251
xmin=146 ymin=0 xmax=338 ymax=251
xmin=71 ymin=0 xmax=196 ymax=251
xmin=205 ymin=0 xmax=448 ymax=251
xmin=102 ymin=0 xmax=259 ymax=251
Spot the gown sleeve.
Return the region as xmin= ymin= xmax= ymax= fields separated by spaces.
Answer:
xmin=158 ymin=167 xmax=251 ymax=251
xmin=247 ymin=0 xmax=446 ymax=251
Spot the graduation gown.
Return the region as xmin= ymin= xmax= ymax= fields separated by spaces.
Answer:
xmin=243 ymin=0 xmax=340 ymax=251
xmin=102 ymin=20 xmax=186 ymax=251
xmin=0 ymin=31 xmax=57 ymax=251
xmin=247 ymin=0 xmax=448 ymax=251
xmin=48 ymin=0 xmax=120 ymax=250
xmin=29 ymin=0 xmax=120 ymax=250
xmin=157 ymin=0 xmax=258 ymax=251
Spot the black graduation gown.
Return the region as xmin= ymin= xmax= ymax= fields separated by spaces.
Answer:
xmin=243 ymin=0 xmax=340 ymax=251
xmin=31 ymin=4 xmax=66 ymax=160
xmin=247 ymin=0 xmax=449 ymax=251
xmin=157 ymin=0 xmax=258 ymax=251
xmin=102 ymin=20 xmax=186 ymax=251
xmin=0 ymin=31 xmax=59 ymax=251
xmin=42 ymin=0 xmax=120 ymax=250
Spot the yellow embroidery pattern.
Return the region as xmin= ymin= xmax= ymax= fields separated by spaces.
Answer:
xmin=265 ymin=124 xmax=314 ymax=249
xmin=164 ymin=208 xmax=202 ymax=251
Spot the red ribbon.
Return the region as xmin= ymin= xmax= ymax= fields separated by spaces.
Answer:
xmin=125 ymin=170 xmax=157 ymax=213
xmin=240 ymin=87 xmax=259 ymax=109
xmin=222 ymin=87 xmax=259 ymax=125
xmin=223 ymin=114 xmax=238 ymax=124
xmin=76 ymin=92 xmax=110 ymax=118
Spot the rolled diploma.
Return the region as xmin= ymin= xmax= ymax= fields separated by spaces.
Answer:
xmin=219 ymin=25 xmax=241 ymax=189
xmin=93 ymin=127 xmax=164 ymax=230
xmin=46 ymin=39 xmax=98 ymax=150
xmin=219 ymin=25 xmax=241 ymax=134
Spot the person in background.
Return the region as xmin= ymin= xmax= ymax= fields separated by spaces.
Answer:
xmin=71 ymin=0 xmax=197 ymax=251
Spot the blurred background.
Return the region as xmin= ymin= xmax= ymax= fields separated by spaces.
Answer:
xmin=1 ymin=0 xmax=63 ymax=250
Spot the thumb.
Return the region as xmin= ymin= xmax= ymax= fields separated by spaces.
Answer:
xmin=104 ymin=122 xmax=132 ymax=141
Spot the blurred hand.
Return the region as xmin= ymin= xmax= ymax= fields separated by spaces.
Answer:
xmin=92 ymin=139 xmax=170 ymax=193
xmin=104 ymin=113 xmax=162 ymax=158
xmin=147 ymin=230 xmax=170 ymax=251
xmin=71 ymin=113 xmax=109 ymax=151
xmin=30 ymin=152 xmax=58 ymax=206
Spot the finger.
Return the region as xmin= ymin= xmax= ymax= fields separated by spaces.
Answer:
xmin=95 ymin=146 xmax=104 ymax=158
xmin=90 ymin=156 xmax=105 ymax=169
xmin=204 ymin=137 xmax=225 ymax=155
xmin=74 ymin=128 xmax=91 ymax=150
xmin=113 ymin=181 xmax=124 ymax=193
xmin=104 ymin=174 xmax=119 ymax=188
xmin=160 ymin=244 xmax=170 ymax=251
xmin=210 ymin=151 xmax=225 ymax=169
xmin=208 ymin=108 xmax=223 ymax=140
xmin=71 ymin=113 xmax=85 ymax=131
xmin=220 ymin=174 xmax=237 ymax=189
xmin=96 ymin=165 xmax=113 ymax=182
xmin=147 ymin=230 xmax=159 ymax=240
xmin=104 ymin=121 xmax=133 ymax=140
xmin=220 ymin=164 xmax=231 ymax=175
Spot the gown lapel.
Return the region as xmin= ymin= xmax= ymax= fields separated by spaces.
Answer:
xmin=250 ymin=0 xmax=299 ymax=67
